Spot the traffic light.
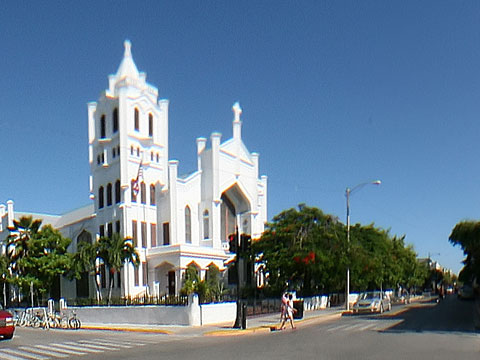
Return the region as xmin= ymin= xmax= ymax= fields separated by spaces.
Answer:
xmin=228 ymin=233 xmax=238 ymax=253
xmin=240 ymin=234 xmax=251 ymax=253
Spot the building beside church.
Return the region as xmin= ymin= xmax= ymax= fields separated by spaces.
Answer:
xmin=0 ymin=40 xmax=268 ymax=300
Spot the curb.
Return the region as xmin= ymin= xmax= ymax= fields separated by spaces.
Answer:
xmin=81 ymin=325 xmax=173 ymax=335
xmin=204 ymin=311 xmax=343 ymax=337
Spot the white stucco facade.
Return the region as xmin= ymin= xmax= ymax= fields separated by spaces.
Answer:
xmin=0 ymin=40 xmax=267 ymax=300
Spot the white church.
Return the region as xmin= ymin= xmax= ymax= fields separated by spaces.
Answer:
xmin=0 ymin=40 xmax=268 ymax=300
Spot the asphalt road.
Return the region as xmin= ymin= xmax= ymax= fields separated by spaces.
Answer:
xmin=1 ymin=295 xmax=478 ymax=360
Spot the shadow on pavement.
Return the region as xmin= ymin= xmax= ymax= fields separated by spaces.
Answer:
xmin=380 ymin=296 xmax=478 ymax=334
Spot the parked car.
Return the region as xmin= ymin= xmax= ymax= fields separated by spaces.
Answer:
xmin=0 ymin=306 xmax=14 ymax=340
xmin=353 ymin=291 xmax=392 ymax=314
xmin=458 ymin=285 xmax=474 ymax=300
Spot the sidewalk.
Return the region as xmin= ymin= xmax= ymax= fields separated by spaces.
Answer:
xmin=81 ymin=306 xmax=344 ymax=337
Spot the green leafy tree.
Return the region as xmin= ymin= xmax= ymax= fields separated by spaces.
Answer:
xmin=5 ymin=216 xmax=72 ymax=299
xmin=449 ymin=221 xmax=480 ymax=283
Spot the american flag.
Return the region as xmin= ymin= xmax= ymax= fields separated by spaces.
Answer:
xmin=132 ymin=160 xmax=143 ymax=195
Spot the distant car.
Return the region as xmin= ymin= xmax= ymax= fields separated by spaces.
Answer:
xmin=458 ymin=285 xmax=474 ymax=300
xmin=446 ymin=286 xmax=454 ymax=295
xmin=0 ymin=306 xmax=14 ymax=340
xmin=353 ymin=291 xmax=392 ymax=314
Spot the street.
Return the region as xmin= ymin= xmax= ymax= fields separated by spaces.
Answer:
xmin=1 ymin=296 xmax=478 ymax=360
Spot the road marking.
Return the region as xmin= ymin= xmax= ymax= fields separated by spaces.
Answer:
xmin=19 ymin=346 xmax=69 ymax=358
xmin=79 ymin=340 xmax=133 ymax=349
xmin=1 ymin=348 xmax=49 ymax=360
xmin=51 ymin=343 xmax=103 ymax=353
xmin=326 ymin=323 xmax=352 ymax=332
xmin=65 ymin=341 xmax=116 ymax=351
xmin=36 ymin=344 xmax=87 ymax=356
xmin=0 ymin=350 xmax=30 ymax=360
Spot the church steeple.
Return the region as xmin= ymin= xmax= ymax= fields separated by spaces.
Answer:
xmin=115 ymin=40 xmax=140 ymax=80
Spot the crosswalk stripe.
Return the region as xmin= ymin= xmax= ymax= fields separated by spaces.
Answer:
xmin=1 ymin=348 xmax=49 ymax=360
xmin=19 ymin=346 xmax=69 ymax=358
xmin=0 ymin=350 xmax=28 ymax=360
xmin=36 ymin=344 xmax=86 ymax=356
xmin=51 ymin=343 xmax=103 ymax=353
xmin=82 ymin=339 xmax=135 ymax=348
xmin=66 ymin=341 xmax=118 ymax=351
xmin=326 ymin=323 xmax=352 ymax=332
xmin=357 ymin=323 xmax=378 ymax=331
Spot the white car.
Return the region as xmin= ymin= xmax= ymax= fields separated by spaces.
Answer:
xmin=353 ymin=291 xmax=392 ymax=314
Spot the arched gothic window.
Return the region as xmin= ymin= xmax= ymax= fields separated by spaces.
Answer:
xmin=185 ymin=206 xmax=192 ymax=244
xmin=100 ymin=115 xmax=106 ymax=139
xmin=150 ymin=184 xmax=156 ymax=205
xmin=140 ymin=182 xmax=146 ymax=204
xmin=148 ymin=113 xmax=153 ymax=137
xmin=113 ymin=108 xmax=119 ymax=133
xmin=115 ymin=180 xmax=121 ymax=204
xmin=203 ymin=210 xmax=209 ymax=239
xmin=98 ymin=186 xmax=104 ymax=209
xmin=106 ymin=183 xmax=112 ymax=206
xmin=134 ymin=108 xmax=139 ymax=131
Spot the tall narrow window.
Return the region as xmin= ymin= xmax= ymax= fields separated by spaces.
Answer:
xmin=134 ymin=266 xmax=139 ymax=286
xmin=99 ymin=225 xmax=105 ymax=238
xmin=131 ymin=179 xmax=137 ymax=202
xmin=203 ymin=210 xmax=209 ymax=239
xmin=115 ymin=220 xmax=121 ymax=233
xmin=151 ymin=223 xmax=157 ymax=247
xmin=115 ymin=180 xmax=121 ymax=204
xmin=134 ymin=108 xmax=139 ymax=131
xmin=150 ymin=184 xmax=156 ymax=205
xmin=185 ymin=206 xmax=192 ymax=244
xmin=142 ymin=262 xmax=147 ymax=286
xmin=113 ymin=108 xmax=119 ymax=133
xmin=107 ymin=222 xmax=113 ymax=238
xmin=107 ymin=183 xmax=112 ymax=206
xmin=140 ymin=182 xmax=146 ymax=204
xmin=141 ymin=222 xmax=147 ymax=248
xmin=132 ymin=220 xmax=138 ymax=247
xmin=148 ymin=113 xmax=153 ymax=137
xmin=98 ymin=186 xmax=104 ymax=209
xmin=100 ymin=115 xmax=106 ymax=139
xmin=163 ymin=222 xmax=170 ymax=245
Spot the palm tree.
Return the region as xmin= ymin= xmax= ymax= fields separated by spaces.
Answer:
xmin=97 ymin=233 xmax=140 ymax=305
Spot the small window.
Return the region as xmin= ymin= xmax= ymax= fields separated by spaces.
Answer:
xmin=107 ymin=222 xmax=113 ymax=238
xmin=112 ymin=147 xmax=116 ymax=158
xmin=98 ymin=186 xmax=104 ymax=209
xmin=134 ymin=108 xmax=139 ymax=131
xmin=151 ymin=223 xmax=157 ymax=247
xmin=185 ymin=206 xmax=192 ymax=244
xmin=140 ymin=182 xmax=146 ymax=204
xmin=115 ymin=180 xmax=121 ymax=204
xmin=141 ymin=222 xmax=147 ymax=248
xmin=142 ymin=262 xmax=147 ymax=286
xmin=163 ymin=222 xmax=170 ymax=245
xmin=203 ymin=210 xmax=209 ymax=239
xmin=107 ymin=183 xmax=112 ymax=206
xmin=97 ymin=155 xmax=101 ymax=165
xmin=99 ymin=225 xmax=105 ymax=237
xmin=148 ymin=113 xmax=153 ymax=137
xmin=100 ymin=115 xmax=106 ymax=139
xmin=156 ymin=153 xmax=159 ymax=163
xmin=151 ymin=152 xmax=154 ymax=161
xmin=113 ymin=108 xmax=119 ymax=133
xmin=150 ymin=184 xmax=156 ymax=205
xmin=130 ymin=146 xmax=134 ymax=156
xmin=137 ymin=147 xmax=140 ymax=157
xmin=132 ymin=220 xmax=138 ymax=247
xmin=131 ymin=179 xmax=137 ymax=202
xmin=134 ymin=266 xmax=139 ymax=287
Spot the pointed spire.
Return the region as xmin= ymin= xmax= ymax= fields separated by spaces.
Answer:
xmin=115 ymin=39 xmax=140 ymax=80
xmin=233 ymin=102 xmax=242 ymax=123
xmin=232 ymin=102 xmax=242 ymax=139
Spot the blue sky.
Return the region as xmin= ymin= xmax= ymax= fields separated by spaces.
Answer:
xmin=1 ymin=1 xmax=479 ymax=274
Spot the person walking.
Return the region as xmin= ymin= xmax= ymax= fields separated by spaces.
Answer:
xmin=279 ymin=292 xmax=289 ymax=330
xmin=279 ymin=293 xmax=296 ymax=330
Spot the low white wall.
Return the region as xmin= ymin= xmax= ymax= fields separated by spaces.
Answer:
xmin=200 ymin=301 xmax=236 ymax=325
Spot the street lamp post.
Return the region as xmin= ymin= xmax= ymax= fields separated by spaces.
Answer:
xmin=345 ymin=180 xmax=381 ymax=311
